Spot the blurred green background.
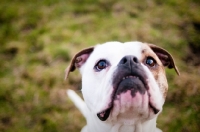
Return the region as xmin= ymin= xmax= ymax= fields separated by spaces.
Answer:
xmin=0 ymin=0 xmax=199 ymax=131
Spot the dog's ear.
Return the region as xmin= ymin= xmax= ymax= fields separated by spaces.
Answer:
xmin=148 ymin=44 xmax=180 ymax=75
xmin=65 ymin=47 xmax=94 ymax=79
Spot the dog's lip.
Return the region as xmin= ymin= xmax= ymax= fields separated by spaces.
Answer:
xmin=97 ymin=107 xmax=112 ymax=121
xmin=97 ymin=101 xmax=159 ymax=121
xmin=97 ymin=74 xmax=160 ymax=121
xmin=119 ymin=74 xmax=149 ymax=91
xmin=115 ymin=74 xmax=148 ymax=96
xmin=97 ymin=75 xmax=143 ymax=121
xmin=149 ymin=101 xmax=160 ymax=114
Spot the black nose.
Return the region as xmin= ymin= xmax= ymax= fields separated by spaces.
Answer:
xmin=119 ymin=55 xmax=139 ymax=66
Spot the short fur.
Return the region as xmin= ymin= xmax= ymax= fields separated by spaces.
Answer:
xmin=66 ymin=41 xmax=179 ymax=132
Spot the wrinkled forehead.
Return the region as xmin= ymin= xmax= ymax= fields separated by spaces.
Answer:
xmin=89 ymin=42 xmax=146 ymax=64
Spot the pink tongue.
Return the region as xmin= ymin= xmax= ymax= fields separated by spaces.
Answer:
xmin=97 ymin=107 xmax=111 ymax=121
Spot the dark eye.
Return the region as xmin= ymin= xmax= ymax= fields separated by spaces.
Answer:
xmin=95 ymin=60 xmax=108 ymax=71
xmin=146 ymin=57 xmax=156 ymax=67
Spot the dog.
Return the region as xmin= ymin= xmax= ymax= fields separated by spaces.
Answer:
xmin=65 ymin=41 xmax=179 ymax=132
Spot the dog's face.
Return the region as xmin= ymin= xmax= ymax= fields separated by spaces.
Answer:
xmin=66 ymin=42 xmax=179 ymax=125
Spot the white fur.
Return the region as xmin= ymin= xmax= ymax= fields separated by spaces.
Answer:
xmin=67 ymin=42 xmax=164 ymax=132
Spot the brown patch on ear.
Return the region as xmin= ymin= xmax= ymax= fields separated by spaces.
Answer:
xmin=65 ymin=47 xmax=94 ymax=79
xmin=148 ymin=44 xmax=180 ymax=75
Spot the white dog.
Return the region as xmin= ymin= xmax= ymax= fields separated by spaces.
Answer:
xmin=65 ymin=42 xmax=179 ymax=132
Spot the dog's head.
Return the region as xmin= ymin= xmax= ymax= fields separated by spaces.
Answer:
xmin=66 ymin=42 xmax=179 ymax=125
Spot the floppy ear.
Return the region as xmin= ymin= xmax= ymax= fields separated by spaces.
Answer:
xmin=65 ymin=47 xmax=94 ymax=79
xmin=148 ymin=44 xmax=180 ymax=75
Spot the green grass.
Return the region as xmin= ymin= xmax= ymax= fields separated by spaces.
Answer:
xmin=0 ymin=0 xmax=199 ymax=131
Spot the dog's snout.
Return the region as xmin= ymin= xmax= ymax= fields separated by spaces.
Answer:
xmin=119 ymin=55 xmax=139 ymax=66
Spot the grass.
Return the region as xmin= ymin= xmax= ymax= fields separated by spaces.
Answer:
xmin=0 ymin=0 xmax=199 ymax=131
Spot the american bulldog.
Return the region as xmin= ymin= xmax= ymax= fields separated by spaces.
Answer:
xmin=65 ymin=41 xmax=179 ymax=132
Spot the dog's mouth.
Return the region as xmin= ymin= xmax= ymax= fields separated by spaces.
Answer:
xmin=97 ymin=74 xmax=160 ymax=121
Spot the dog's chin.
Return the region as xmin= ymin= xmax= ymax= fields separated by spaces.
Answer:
xmin=97 ymin=91 xmax=158 ymax=124
xmin=97 ymin=77 xmax=160 ymax=122
xmin=109 ymin=90 xmax=151 ymax=124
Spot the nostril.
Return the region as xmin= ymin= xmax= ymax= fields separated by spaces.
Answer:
xmin=122 ymin=58 xmax=127 ymax=64
xmin=133 ymin=57 xmax=139 ymax=63
xmin=120 ymin=57 xmax=127 ymax=64
xmin=119 ymin=56 xmax=139 ymax=65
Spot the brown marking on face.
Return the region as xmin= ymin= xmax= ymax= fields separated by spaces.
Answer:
xmin=140 ymin=44 xmax=168 ymax=99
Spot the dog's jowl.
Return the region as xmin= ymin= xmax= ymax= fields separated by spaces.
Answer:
xmin=66 ymin=41 xmax=179 ymax=132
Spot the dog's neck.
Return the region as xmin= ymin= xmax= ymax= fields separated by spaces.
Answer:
xmin=84 ymin=113 xmax=160 ymax=132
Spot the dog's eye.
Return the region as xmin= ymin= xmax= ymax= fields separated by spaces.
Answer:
xmin=146 ymin=57 xmax=156 ymax=67
xmin=95 ymin=60 xmax=108 ymax=71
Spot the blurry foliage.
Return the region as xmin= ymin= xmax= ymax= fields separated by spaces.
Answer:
xmin=0 ymin=0 xmax=199 ymax=132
